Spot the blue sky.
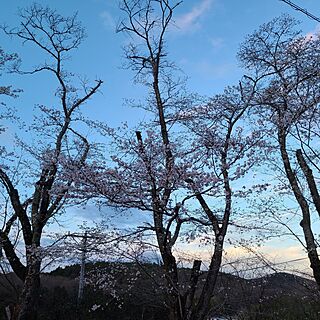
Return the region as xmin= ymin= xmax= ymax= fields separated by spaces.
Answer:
xmin=1 ymin=0 xmax=320 ymax=128
xmin=1 ymin=0 xmax=320 ymax=271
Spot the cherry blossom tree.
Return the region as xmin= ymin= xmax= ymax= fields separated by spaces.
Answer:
xmin=0 ymin=47 xmax=20 ymax=99
xmin=0 ymin=47 xmax=21 ymax=138
xmin=84 ymin=1 xmax=263 ymax=319
xmin=0 ymin=4 xmax=102 ymax=319
xmin=238 ymin=14 xmax=320 ymax=289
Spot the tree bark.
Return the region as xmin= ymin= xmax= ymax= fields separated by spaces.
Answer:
xmin=190 ymin=241 xmax=223 ymax=320
xmin=296 ymin=149 xmax=320 ymax=218
xmin=279 ymin=133 xmax=320 ymax=288
xmin=184 ymin=259 xmax=201 ymax=316
xmin=156 ymin=220 xmax=183 ymax=320
xmin=13 ymin=260 xmax=41 ymax=320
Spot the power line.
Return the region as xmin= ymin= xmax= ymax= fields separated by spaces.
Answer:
xmin=279 ymin=0 xmax=320 ymax=23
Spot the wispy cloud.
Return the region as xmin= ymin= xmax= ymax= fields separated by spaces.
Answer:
xmin=175 ymin=0 xmax=213 ymax=32
xmin=196 ymin=60 xmax=235 ymax=78
xmin=209 ymin=37 xmax=224 ymax=50
xmin=100 ymin=10 xmax=116 ymax=30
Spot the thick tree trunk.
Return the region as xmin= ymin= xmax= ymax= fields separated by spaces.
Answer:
xmin=189 ymin=241 xmax=223 ymax=320
xmin=184 ymin=259 xmax=201 ymax=316
xmin=14 ymin=260 xmax=41 ymax=320
xmin=296 ymin=149 xmax=320 ymax=218
xmin=160 ymin=246 xmax=184 ymax=320
xmin=152 ymin=200 xmax=183 ymax=320
xmin=279 ymin=134 xmax=320 ymax=288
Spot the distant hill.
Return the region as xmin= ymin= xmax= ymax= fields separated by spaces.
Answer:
xmin=0 ymin=262 xmax=319 ymax=320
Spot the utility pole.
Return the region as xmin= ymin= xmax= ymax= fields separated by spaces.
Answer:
xmin=64 ymin=230 xmax=104 ymax=306
xmin=77 ymin=231 xmax=88 ymax=306
xmin=63 ymin=230 xmax=106 ymax=309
